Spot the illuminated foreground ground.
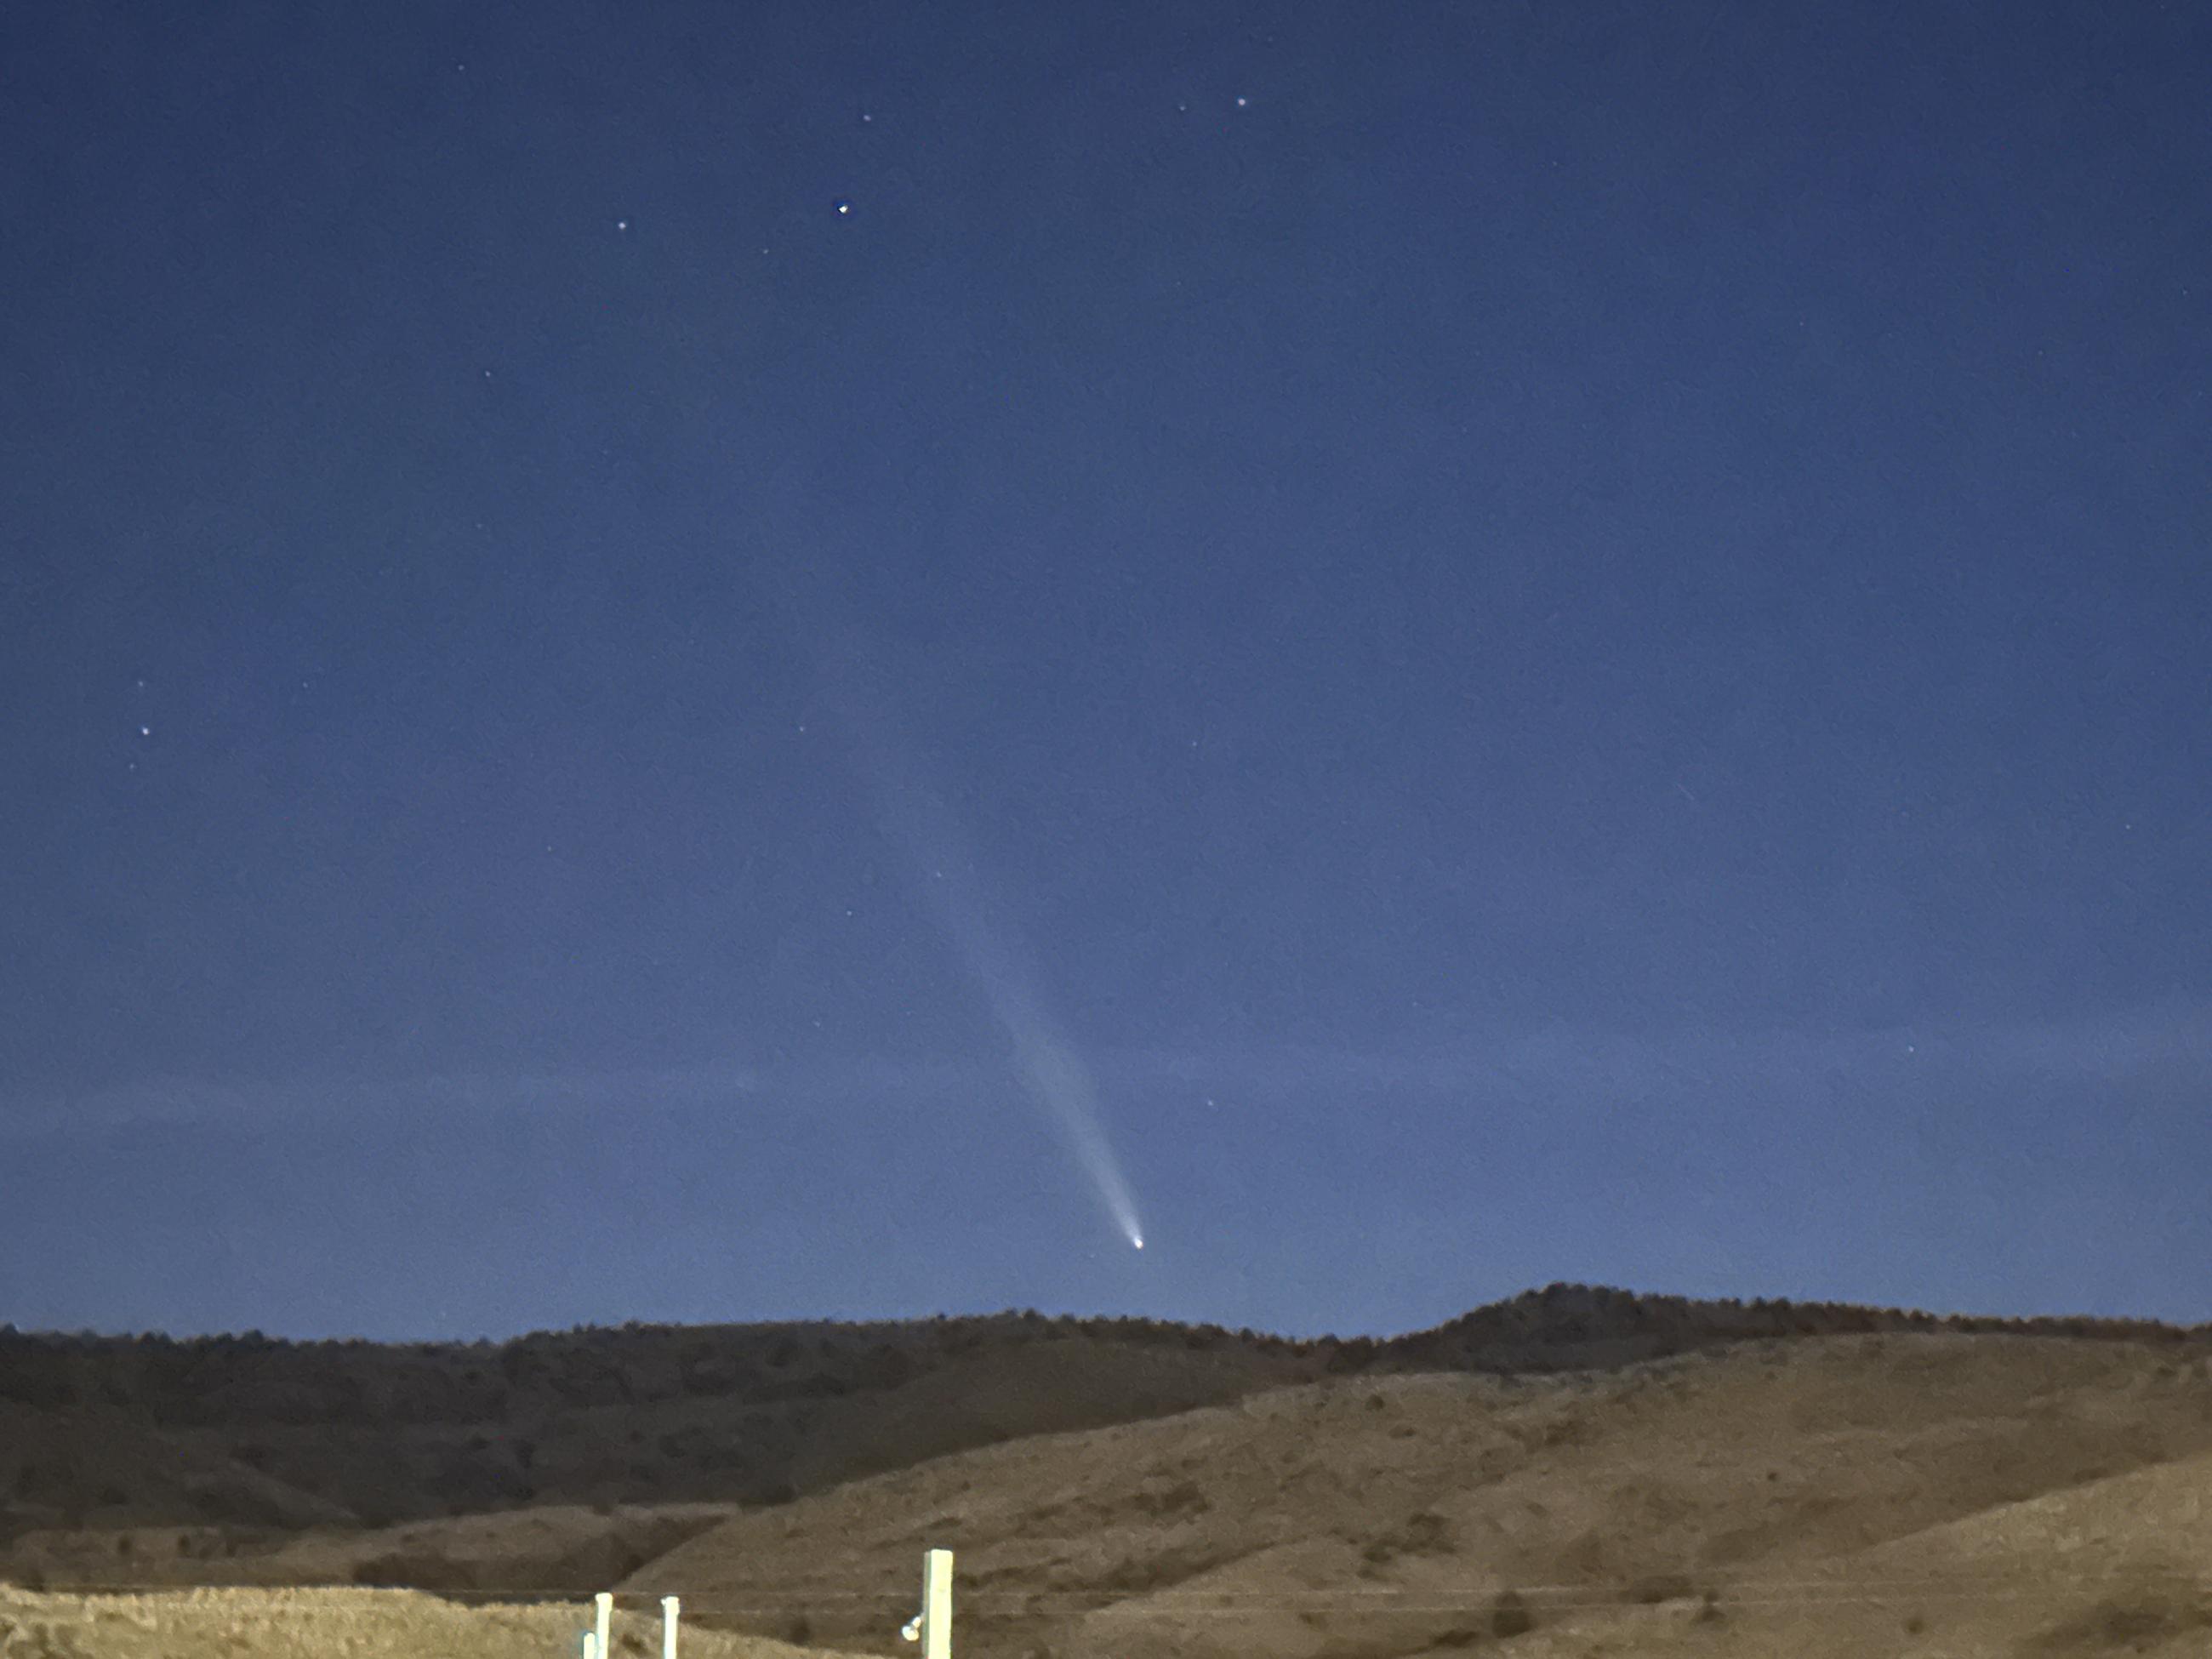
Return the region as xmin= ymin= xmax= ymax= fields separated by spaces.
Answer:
xmin=0 ymin=1585 xmax=834 ymax=1659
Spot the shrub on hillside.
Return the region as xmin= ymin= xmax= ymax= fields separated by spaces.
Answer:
xmin=1490 ymin=1589 xmax=1533 ymax=1638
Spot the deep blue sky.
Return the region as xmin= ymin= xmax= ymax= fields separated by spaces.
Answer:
xmin=3 ymin=2 xmax=2207 ymax=1341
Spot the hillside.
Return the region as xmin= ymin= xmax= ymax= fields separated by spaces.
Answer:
xmin=5 ymin=1287 xmax=2212 ymax=1657
xmin=640 ymin=1331 xmax=2212 ymax=1658
xmin=0 ymin=1312 xmax=1326 ymax=1545
xmin=6 ymin=1286 xmax=2198 ymax=1542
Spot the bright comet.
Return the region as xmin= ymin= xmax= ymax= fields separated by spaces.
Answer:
xmin=779 ymin=596 xmax=1149 ymax=1251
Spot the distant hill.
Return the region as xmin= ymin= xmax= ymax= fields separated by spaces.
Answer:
xmin=3 ymin=1286 xmax=2207 ymax=1621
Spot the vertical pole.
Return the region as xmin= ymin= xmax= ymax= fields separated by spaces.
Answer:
xmin=922 ymin=1548 xmax=954 ymax=1659
xmin=596 ymin=1591 xmax=614 ymax=1659
xmin=662 ymin=1594 xmax=681 ymax=1659
xmin=583 ymin=1634 xmax=600 ymax=1659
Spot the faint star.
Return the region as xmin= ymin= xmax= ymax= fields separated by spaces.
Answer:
xmin=616 ymin=218 xmax=630 ymax=231
xmin=1234 ymin=94 xmax=1249 ymax=107
xmin=138 ymin=726 xmax=151 ymax=738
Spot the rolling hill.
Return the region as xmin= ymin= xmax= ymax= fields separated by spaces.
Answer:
xmin=4 ymin=1287 xmax=2210 ymax=1656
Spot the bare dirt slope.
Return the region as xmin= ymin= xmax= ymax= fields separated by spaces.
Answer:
xmin=637 ymin=1332 xmax=2212 ymax=1659
xmin=1479 ymin=1451 xmax=2212 ymax=1657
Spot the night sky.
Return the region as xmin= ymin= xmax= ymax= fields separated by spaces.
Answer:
xmin=3 ymin=3 xmax=2207 ymax=1342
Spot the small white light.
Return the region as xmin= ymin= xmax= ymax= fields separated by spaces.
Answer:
xmin=1132 ymin=1235 xmax=1144 ymax=1251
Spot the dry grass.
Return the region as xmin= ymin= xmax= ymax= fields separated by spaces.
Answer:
xmin=0 ymin=1584 xmax=850 ymax=1659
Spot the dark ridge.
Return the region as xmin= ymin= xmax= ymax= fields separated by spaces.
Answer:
xmin=1372 ymin=1283 xmax=2210 ymax=1375
xmin=2 ymin=1288 xmax=2203 ymax=1540
xmin=3 ymin=1289 xmax=2205 ymax=1421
